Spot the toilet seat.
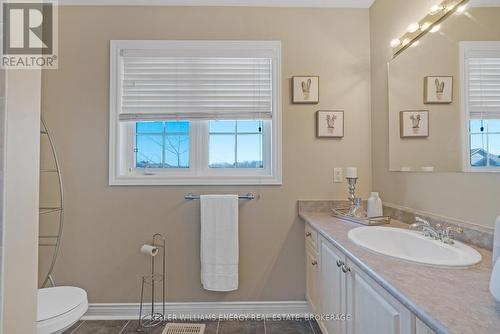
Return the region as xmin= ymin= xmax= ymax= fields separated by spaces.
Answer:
xmin=37 ymin=287 xmax=88 ymax=334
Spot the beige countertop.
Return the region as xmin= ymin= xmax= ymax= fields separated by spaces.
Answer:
xmin=299 ymin=211 xmax=500 ymax=334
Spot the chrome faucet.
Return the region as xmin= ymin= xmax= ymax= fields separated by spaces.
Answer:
xmin=409 ymin=217 xmax=438 ymax=239
xmin=409 ymin=217 xmax=464 ymax=244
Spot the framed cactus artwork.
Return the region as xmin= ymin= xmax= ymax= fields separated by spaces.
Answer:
xmin=400 ymin=110 xmax=429 ymax=138
xmin=317 ymin=110 xmax=344 ymax=138
xmin=424 ymin=76 xmax=453 ymax=104
xmin=292 ymin=76 xmax=319 ymax=104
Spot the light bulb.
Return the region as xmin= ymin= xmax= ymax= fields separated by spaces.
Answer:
xmin=446 ymin=4 xmax=456 ymax=11
xmin=390 ymin=39 xmax=401 ymax=48
xmin=456 ymin=4 xmax=467 ymax=13
xmin=430 ymin=4 xmax=443 ymax=15
xmin=407 ymin=23 xmax=420 ymax=33
xmin=402 ymin=39 xmax=411 ymax=46
xmin=410 ymin=41 xmax=420 ymax=48
xmin=421 ymin=22 xmax=432 ymax=31
xmin=430 ymin=24 xmax=441 ymax=33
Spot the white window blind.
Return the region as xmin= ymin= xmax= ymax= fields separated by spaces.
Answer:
xmin=119 ymin=55 xmax=273 ymax=121
xmin=466 ymin=55 xmax=500 ymax=120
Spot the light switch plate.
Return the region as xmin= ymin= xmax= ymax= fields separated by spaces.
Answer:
xmin=334 ymin=168 xmax=343 ymax=183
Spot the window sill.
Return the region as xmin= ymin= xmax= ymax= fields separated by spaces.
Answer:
xmin=462 ymin=167 xmax=500 ymax=173
xmin=109 ymin=173 xmax=282 ymax=186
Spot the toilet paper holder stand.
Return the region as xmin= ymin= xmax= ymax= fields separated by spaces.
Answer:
xmin=138 ymin=233 xmax=166 ymax=332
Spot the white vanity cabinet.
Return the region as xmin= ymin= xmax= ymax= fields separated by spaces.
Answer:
xmin=345 ymin=259 xmax=413 ymax=334
xmin=305 ymin=224 xmax=431 ymax=334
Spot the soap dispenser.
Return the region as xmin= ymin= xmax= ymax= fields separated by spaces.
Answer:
xmin=367 ymin=192 xmax=383 ymax=218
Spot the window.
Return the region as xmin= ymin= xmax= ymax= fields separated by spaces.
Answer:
xmin=461 ymin=42 xmax=500 ymax=172
xmin=109 ymin=41 xmax=281 ymax=185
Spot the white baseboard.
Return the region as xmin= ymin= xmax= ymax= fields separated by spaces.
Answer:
xmin=83 ymin=301 xmax=312 ymax=320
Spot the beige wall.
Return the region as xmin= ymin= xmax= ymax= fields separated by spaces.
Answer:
xmin=41 ymin=6 xmax=371 ymax=303
xmin=370 ymin=0 xmax=500 ymax=229
xmin=2 ymin=70 xmax=41 ymax=334
xmin=388 ymin=7 xmax=500 ymax=172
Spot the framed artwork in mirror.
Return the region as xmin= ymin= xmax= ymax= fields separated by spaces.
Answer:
xmin=292 ymin=76 xmax=319 ymax=104
xmin=317 ymin=110 xmax=344 ymax=138
xmin=424 ymin=76 xmax=453 ymax=104
xmin=400 ymin=110 xmax=429 ymax=138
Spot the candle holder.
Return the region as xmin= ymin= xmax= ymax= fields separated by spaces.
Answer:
xmin=346 ymin=177 xmax=358 ymax=208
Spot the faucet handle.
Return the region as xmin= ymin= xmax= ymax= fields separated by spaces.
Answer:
xmin=415 ymin=217 xmax=430 ymax=226
xmin=442 ymin=226 xmax=464 ymax=244
xmin=445 ymin=226 xmax=464 ymax=235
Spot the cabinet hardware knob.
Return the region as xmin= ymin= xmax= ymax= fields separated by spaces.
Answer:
xmin=341 ymin=264 xmax=351 ymax=273
xmin=306 ymin=232 xmax=312 ymax=237
xmin=336 ymin=260 xmax=344 ymax=267
xmin=311 ymin=261 xmax=318 ymax=266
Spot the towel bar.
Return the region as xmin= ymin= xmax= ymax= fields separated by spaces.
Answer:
xmin=184 ymin=193 xmax=255 ymax=200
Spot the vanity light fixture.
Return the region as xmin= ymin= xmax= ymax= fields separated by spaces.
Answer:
xmin=430 ymin=4 xmax=444 ymax=15
xmin=421 ymin=22 xmax=432 ymax=31
xmin=407 ymin=23 xmax=420 ymax=33
xmin=390 ymin=39 xmax=401 ymax=48
xmin=391 ymin=0 xmax=469 ymax=58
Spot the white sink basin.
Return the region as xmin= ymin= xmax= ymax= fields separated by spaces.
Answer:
xmin=348 ymin=226 xmax=482 ymax=268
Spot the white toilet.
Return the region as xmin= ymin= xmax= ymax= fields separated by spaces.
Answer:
xmin=37 ymin=286 xmax=88 ymax=334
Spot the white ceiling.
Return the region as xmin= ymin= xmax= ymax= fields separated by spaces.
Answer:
xmin=58 ymin=0 xmax=376 ymax=8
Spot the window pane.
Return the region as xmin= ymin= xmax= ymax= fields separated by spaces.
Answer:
xmin=166 ymin=121 xmax=189 ymax=133
xmin=208 ymin=120 xmax=265 ymax=169
xmin=137 ymin=122 xmax=163 ymax=134
xmin=237 ymin=134 xmax=263 ymax=168
xmin=164 ymin=135 xmax=189 ymax=168
xmin=488 ymin=134 xmax=500 ymax=166
xmin=238 ymin=120 xmax=263 ymax=133
xmin=136 ymin=135 xmax=163 ymax=168
xmin=136 ymin=121 xmax=190 ymax=168
xmin=470 ymin=134 xmax=487 ymax=167
xmin=470 ymin=119 xmax=486 ymax=134
xmin=209 ymin=135 xmax=236 ymax=168
xmin=488 ymin=119 xmax=500 ymax=133
xmin=209 ymin=120 xmax=236 ymax=133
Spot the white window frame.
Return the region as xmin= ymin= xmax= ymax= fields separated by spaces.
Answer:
xmin=109 ymin=40 xmax=282 ymax=185
xmin=460 ymin=41 xmax=500 ymax=173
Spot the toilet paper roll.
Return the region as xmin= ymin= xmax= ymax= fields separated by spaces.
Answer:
xmin=140 ymin=244 xmax=159 ymax=257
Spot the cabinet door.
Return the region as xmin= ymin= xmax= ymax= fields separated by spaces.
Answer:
xmin=319 ymin=237 xmax=346 ymax=334
xmin=306 ymin=246 xmax=319 ymax=313
xmin=346 ymin=260 xmax=413 ymax=334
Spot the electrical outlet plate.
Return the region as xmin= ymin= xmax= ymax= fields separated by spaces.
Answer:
xmin=334 ymin=168 xmax=343 ymax=183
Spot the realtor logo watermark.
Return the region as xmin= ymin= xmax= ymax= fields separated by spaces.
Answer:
xmin=1 ymin=0 xmax=58 ymax=69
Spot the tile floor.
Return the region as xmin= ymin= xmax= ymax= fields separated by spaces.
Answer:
xmin=63 ymin=319 xmax=322 ymax=334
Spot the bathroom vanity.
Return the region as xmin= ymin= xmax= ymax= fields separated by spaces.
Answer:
xmin=299 ymin=203 xmax=500 ymax=334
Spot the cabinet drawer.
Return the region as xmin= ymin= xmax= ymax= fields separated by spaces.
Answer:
xmin=305 ymin=224 xmax=318 ymax=251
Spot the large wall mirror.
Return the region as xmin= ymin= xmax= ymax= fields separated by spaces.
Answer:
xmin=388 ymin=0 xmax=500 ymax=172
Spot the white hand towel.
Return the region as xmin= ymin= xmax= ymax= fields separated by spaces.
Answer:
xmin=200 ymin=194 xmax=239 ymax=292
xmin=490 ymin=215 xmax=500 ymax=302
